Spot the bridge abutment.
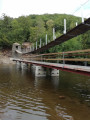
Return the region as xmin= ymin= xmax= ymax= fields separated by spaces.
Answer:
xmin=12 ymin=43 xmax=21 ymax=58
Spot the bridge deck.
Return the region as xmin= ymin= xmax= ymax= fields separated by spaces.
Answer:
xmin=13 ymin=59 xmax=90 ymax=76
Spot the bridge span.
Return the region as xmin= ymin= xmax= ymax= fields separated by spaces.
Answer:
xmin=12 ymin=17 xmax=90 ymax=77
xmin=13 ymin=49 xmax=90 ymax=77
xmin=25 ymin=17 xmax=90 ymax=54
xmin=13 ymin=59 xmax=90 ymax=76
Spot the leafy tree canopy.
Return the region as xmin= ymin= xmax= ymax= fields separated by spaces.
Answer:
xmin=0 ymin=13 xmax=89 ymax=52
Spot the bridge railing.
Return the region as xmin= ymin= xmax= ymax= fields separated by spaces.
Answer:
xmin=22 ymin=49 xmax=90 ymax=66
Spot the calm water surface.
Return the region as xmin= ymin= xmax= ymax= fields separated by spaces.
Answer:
xmin=0 ymin=64 xmax=90 ymax=120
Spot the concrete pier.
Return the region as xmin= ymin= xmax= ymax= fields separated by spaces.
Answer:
xmin=50 ymin=69 xmax=59 ymax=76
xmin=30 ymin=64 xmax=59 ymax=77
xmin=16 ymin=61 xmax=60 ymax=77
xmin=35 ymin=66 xmax=46 ymax=77
xmin=21 ymin=62 xmax=28 ymax=69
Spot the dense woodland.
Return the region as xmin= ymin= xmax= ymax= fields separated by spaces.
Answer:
xmin=0 ymin=14 xmax=90 ymax=53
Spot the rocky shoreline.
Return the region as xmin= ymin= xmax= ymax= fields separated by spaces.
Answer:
xmin=0 ymin=50 xmax=14 ymax=64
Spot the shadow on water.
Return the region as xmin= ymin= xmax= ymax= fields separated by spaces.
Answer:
xmin=0 ymin=64 xmax=90 ymax=120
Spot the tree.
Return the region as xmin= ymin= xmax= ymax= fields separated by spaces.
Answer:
xmin=46 ymin=19 xmax=54 ymax=40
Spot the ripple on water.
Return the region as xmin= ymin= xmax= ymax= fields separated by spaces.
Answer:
xmin=56 ymin=104 xmax=74 ymax=120
xmin=1 ymin=89 xmax=50 ymax=120
xmin=0 ymin=64 xmax=90 ymax=120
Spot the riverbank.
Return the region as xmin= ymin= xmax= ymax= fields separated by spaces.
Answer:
xmin=0 ymin=50 xmax=14 ymax=64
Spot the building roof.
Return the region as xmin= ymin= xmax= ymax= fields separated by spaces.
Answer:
xmin=22 ymin=42 xmax=32 ymax=47
xmin=13 ymin=43 xmax=21 ymax=46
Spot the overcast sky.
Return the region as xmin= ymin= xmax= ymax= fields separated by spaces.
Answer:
xmin=0 ymin=0 xmax=90 ymax=18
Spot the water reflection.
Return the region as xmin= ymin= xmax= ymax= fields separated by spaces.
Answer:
xmin=0 ymin=64 xmax=90 ymax=120
xmin=51 ymin=76 xmax=60 ymax=89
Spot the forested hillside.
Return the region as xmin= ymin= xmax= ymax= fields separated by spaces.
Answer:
xmin=0 ymin=14 xmax=90 ymax=52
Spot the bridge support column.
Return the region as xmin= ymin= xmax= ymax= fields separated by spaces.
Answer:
xmin=31 ymin=64 xmax=36 ymax=70
xmin=21 ymin=62 xmax=28 ymax=69
xmin=16 ymin=61 xmax=21 ymax=66
xmin=30 ymin=64 xmax=46 ymax=77
xmin=46 ymin=68 xmax=59 ymax=76
xmin=16 ymin=61 xmax=21 ymax=69
xmin=50 ymin=69 xmax=59 ymax=76
xmin=35 ymin=66 xmax=46 ymax=77
xmin=30 ymin=65 xmax=59 ymax=77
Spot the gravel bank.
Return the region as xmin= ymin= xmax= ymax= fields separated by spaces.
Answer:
xmin=0 ymin=51 xmax=14 ymax=64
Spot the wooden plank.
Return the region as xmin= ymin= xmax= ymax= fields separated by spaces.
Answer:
xmin=45 ymin=58 xmax=90 ymax=62
xmin=24 ymin=49 xmax=90 ymax=57
xmin=23 ymin=52 xmax=90 ymax=59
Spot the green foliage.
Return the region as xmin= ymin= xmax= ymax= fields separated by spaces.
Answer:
xmin=0 ymin=13 xmax=89 ymax=52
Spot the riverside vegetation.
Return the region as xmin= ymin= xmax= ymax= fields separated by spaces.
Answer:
xmin=0 ymin=13 xmax=90 ymax=53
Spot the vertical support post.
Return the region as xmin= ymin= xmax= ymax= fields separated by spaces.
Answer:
xmin=76 ymin=22 xmax=78 ymax=26
xmin=40 ymin=38 xmax=41 ymax=48
xmin=36 ymin=41 xmax=37 ymax=50
xmin=53 ymin=28 xmax=54 ymax=40
xmin=63 ymin=19 xmax=66 ymax=34
xmin=30 ymin=46 xmax=31 ymax=52
xmin=46 ymin=34 xmax=47 ymax=45
xmin=53 ymin=28 xmax=56 ymax=40
xmin=84 ymin=61 xmax=87 ymax=66
xmin=84 ymin=55 xmax=87 ymax=66
xmin=63 ymin=52 xmax=65 ymax=68
xmin=81 ymin=6 xmax=84 ymax=23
